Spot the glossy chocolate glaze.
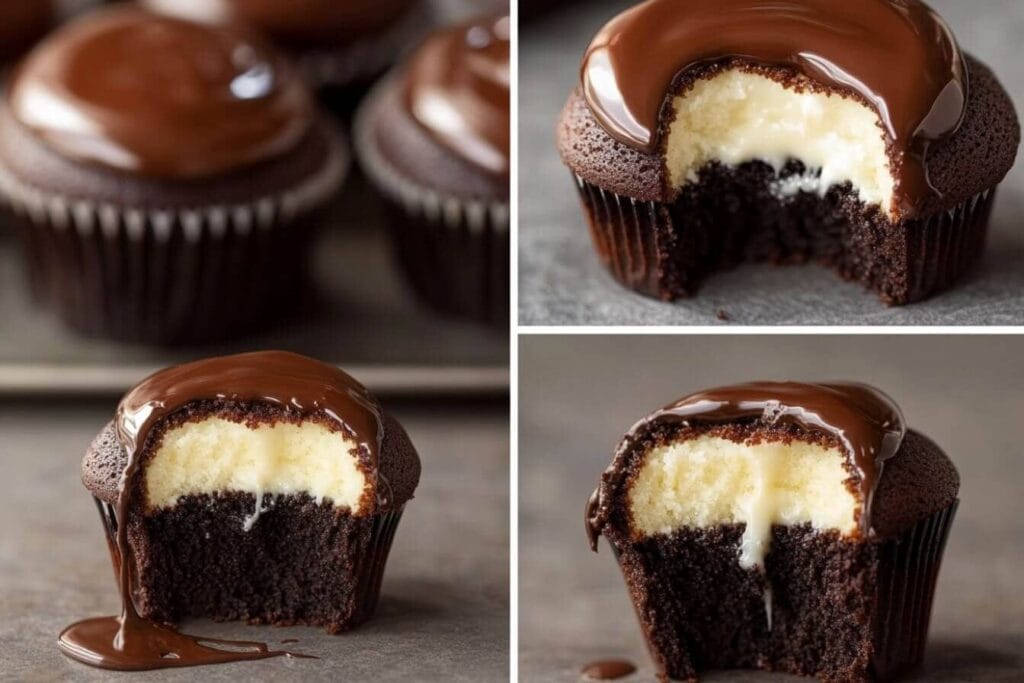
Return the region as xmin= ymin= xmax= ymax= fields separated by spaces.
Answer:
xmin=8 ymin=7 xmax=313 ymax=179
xmin=403 ymin=15 xmax=509 ymax=179
xmin=581 ymin=0 xmax=967 ymax=215
xmin=60 ymin=351 xmax=382 ymax=670
xmin=0 ymin=0 xmax=54 ymax=62
xmin=587 ymin=382 xmax=906 ymax=550
xmin=143 ymin=0 xmax=416 ymax=46
xmin=582 ymin=659 xmax=637 ymax=680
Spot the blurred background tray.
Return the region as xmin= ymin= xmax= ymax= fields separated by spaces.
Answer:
xmin=0 ymin=0 xmax=509 ymax=400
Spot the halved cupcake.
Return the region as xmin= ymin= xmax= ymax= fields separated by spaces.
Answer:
xmin=79 ymin=351 xmax=420 ymax=635
xmin=558 ymin=0 xmax=1019 ymax=305
xmin=587 ymin=382 xmax=959 ymax=681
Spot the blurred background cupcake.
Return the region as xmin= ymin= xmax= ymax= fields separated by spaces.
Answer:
xmin=356 ymin=15 xmax=510 ymax=327
xmin=0 ymin=1 xmax=56 ymax=67
xmin=142 ymin=0 xmax=432 ymax=110
xmin=0 ymin=6 xmax=347 ymax=345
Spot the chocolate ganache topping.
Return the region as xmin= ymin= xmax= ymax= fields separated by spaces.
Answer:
xmin=143 ymin=0 xmax=416 ymax=47
xmin=8 ymin=7 xmax=313 ymax=180
xmin=586 ymin=382 xmax=906 ymax=551
xmin=404 ymin=15 xmax=510 ymax=179
xmin=581 ymin=0 xmax=968 ymax=215
xmin=59 ymin=351 xmax=382 ymax=670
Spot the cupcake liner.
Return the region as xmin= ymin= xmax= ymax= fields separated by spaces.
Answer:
xmin=572 ymin=172 xmax=997 ymax=305
xmin=298 ymin=1 xmax=433 ymax=92
xmin=0 ymin=136 xmax=347 ymax=345
xmin=605 ymin=503 xmax=958 ymax=680
xmin=873 ymin=502 xmax=958 ymax=679
xmin=355 ymin=80 xmax=509 ymax=326
xmin=93 ymin=497 xmax=405 ymax=631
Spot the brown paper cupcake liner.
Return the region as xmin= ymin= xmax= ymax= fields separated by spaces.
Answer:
xmin=573 ymin=172 xmax=996 ymax=305
xmin=0 ymin=138 xmax=347 ymax=345
xmin=355 ymin=81 xmax=509 ymax=326
xmin=94 ymin=497 xmax=405 ymax=631
xmin=605 ymin=503 xmax=958 ymax=681
xmin=872 ymin=501 xmax=958 ymax=679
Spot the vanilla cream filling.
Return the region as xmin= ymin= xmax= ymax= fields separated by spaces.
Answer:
xmin=145 ymin=418 xmax=368 ymax=530
xmin=628 ymin=435 xmax=859 ymax=569
xmin=664 ymin=69 xmax=895 ymax=216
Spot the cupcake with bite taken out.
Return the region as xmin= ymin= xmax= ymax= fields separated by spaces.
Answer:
xmin=558 ymin=0 xmax=1019 ymax=305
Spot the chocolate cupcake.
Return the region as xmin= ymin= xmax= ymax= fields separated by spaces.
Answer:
xmin=355 ymin=15 xmax=510 ymax=326
xmin=587 ymin=382 xmax=959 ymax=682
xmin=0 ymin=1 xmax=55 ymax=66
xmin=142 ymin=0 xmax=431 ymax=100
xmin=558 ymin=0 xmax=1019 ymax=305
xmin=62 ymin=351 xmax=419 ymax=670
xmin=0 ymin=7 xmax=347 ymax=344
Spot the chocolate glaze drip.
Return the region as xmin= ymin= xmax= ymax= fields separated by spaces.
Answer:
xmin=143 ymin=0 xmax=416 ymax=46
xmin=587 ymin=382 xmax=906 ymax=551
xmin=9 ymin=7 xmax=313 ymax=179
xmin=581 ymin=0 xmax=967 ymax=216
xmin=60 ymin=351 xmax=382 ymax=670
xmin=403 ymin=15 xmax=509 ymax=178
xmin=582 ymin=659 xmax=637 ymax=680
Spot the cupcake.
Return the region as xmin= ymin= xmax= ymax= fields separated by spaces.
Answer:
xmin=0 ymin=7 xmax=347 ymax=344
xmin=62 ymin=351 xmax=420 ymax=670
xmin=0 ymin=1 xmax=55 ymax=66
xmin=557 ymin=0 xmax=1020 ymax=305
xmin=141 ymin=0 xmax=431 ymax=101
xmin=356 ymin=15 xmax=510 ymax=326
xmin=587 ymin=382 xmax=959 ymax=681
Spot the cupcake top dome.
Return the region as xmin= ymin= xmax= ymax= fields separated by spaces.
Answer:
xmin=403 ymin=15 xmax=510 ymax=180
xmin=143 ymin=0 xmax=417 ymax=47
xmin=7 ymin=7 xmax=313 ymax=179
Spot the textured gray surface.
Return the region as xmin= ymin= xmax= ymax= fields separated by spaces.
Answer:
xmin=519 ymin=335 xmax=1024 ymax=680
xmin=0 ymin=400 xmax=509 ymax=681
xmin=519 ymin=0 xmax=1024 ymax=326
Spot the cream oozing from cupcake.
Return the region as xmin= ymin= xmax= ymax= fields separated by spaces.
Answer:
xmin=145 ymin=417 xmax=369 ymax=531
xmin=663 ymin=69 xmax=895 ymax=215
xmin=628 ymin=434 xmax=859 ymax=570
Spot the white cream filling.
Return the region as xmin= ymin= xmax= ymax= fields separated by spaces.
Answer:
xmin=664 ymin=69 xmax=895 ymax=216
xmin=629 ymin=435 xmax=859 ymax=568
xmin=629 ymin=435 xmax=859 ymax=629
xmin=145 ymin=418 xmax=368 ymax=529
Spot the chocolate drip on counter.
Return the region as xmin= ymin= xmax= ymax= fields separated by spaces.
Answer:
xmin=582 ymin=659 xmax=637 ymax=680
xmin=587 ymin=382 xmax=906 ymax=550
xmin=581 ymin=0 xmax=967 ymax=216
xmin=59 ymin=351 xmax=382 ymax=670
xmin=143 ymin=0 xmax=416 ymax=46
xmin=8 ymin=6 xmax=313 ymax=179
xmin=403 ymin=15 xmax=509 ymax=179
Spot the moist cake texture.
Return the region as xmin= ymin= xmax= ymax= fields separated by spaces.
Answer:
xmin=558 ymin=0 xmax=1019 ymax=304
xmin=587 ymin=382 xmax=959 ymax=682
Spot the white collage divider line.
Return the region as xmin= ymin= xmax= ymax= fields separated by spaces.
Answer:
xmin=508 ymin=1 xmax=521 ymax=681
